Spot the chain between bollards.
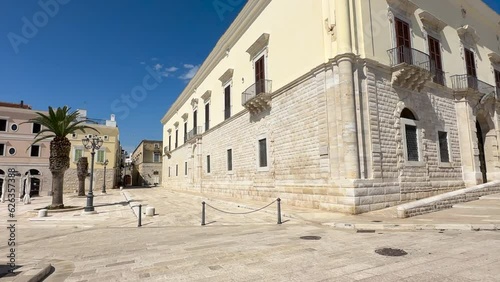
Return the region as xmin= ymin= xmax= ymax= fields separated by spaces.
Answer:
xmin=201 ymin=201 xmax=206 ymax=226
xmin=277 ymin=198 xmax=282 ymax=225
xmin=138 ymin=204 xmax=142 ymax=227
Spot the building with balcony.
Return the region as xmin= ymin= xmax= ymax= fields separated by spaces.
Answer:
xmin=131 ymin=140 xmax=163 ymax=186
xmin=161 ymin=0 xmax=500 ymax=214
xmin=63 ymin=110 xmax=122 ymax=193
xmin=0 ymin=101 xmax=51 ymax=197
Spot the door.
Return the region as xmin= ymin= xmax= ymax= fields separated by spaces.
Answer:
xmin=428 ymin=36 xmax=444 ymax=85
xmin=395 ymin=18 xmax=411 ymax=64
xmin=476 ymin=121 xmax=487 ymax=183
xmin=30 ymin=178 xmax=40 ymax=197
xmin=465 ymin=49 xmax=477 ymax=89
xmin=255 ymin=56 xmax=266 ymax=94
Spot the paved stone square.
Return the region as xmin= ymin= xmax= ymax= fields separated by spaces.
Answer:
xmin=0 ymin=187 xmax=499 ymax=281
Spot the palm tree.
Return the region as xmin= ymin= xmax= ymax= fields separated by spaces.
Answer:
xmin=25 ymin=106 xmax=96 ymax=208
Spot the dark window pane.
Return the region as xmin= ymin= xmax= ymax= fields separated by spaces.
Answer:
xmin=439 ymin=131 xmax=450 ymax=163
xmin=224 ymin=86 xmax=231 ymax=120
xmin=31 ymin=145 xmax=40 ymax=157
xmin=175 ymin=130 xmax=178 ymax=148
xmin=176 ymin=165 xmax=178 ymax=176
xmin=0 ymin=144 xmax=4 ymax=155
xmin=405 ymin=124 xmax=419 ymax=161
xmin=0 ymin=120 xmax=6 ymax=131
xmin=259 ymin=139 xmax=267 ymax=167
xmin=33 ymin=123 xmax=41 ymax=133
xmin=184 ymin=122 xmax=188 ymax=143
xmin=193 ymin=110 xmax=197 ymax=131
xmin=185 ymin=162 xmax=187 ymax=175
xmin=400 ymin=108 xmax=417 ymax=120
xmin=205 ymin=103 xmax=210 ymax=131
xmin=227 ymin=149 xmax=232 ymax=171
xmin=168 ymin=135 xmax=171 ymax=150
xmin=207 ymin=155 xmax=211 ymax=173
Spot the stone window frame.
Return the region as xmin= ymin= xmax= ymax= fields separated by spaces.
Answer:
xmin=256 ymin=133 xmax=270 ymax=172
xmin=436 ymin=130 xmax=452 ymax=167
xmin=0 ymin=118 xmax=8 ymax=132
xmin=153 ymin=152 xmax=161 ymax=163
xmin=96 ymin=149 xmax=106 ymax=164
xmin=10 ymin=123 xmax=19 ymax=132
xmin=387 ymin=5 xmax=416 ymax=51
xmin=8 ymin=147 xmax=16 ymax=156
xmin=30 ymin=144 xmax=41 ymax=158
xmin=400 ymin=117 xmax=425 ymax=167
xmin=223 ymin=80 xmax=233 ymax=120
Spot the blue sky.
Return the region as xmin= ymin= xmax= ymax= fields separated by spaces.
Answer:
xmin=0 ymin=0 xmax=245 ymax=154
xmin=0 ymin=0 xmax=499 ymax=154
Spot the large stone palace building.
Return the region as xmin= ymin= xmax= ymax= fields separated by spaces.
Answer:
xmin=161 ymin=0 xmax=500 ymax=213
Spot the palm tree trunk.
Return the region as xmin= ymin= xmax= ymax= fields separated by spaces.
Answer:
xmin=77 ymin=157 xmax=88 ymax=196
xmin=51 ymin=170 xmax=65 ymax=208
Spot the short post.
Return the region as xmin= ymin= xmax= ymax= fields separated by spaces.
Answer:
xmin=138 ymin=204 xmax=142 ymax=227
xmin=277 ymin=198 xmax=282 ymax=225
xmin=201 ymin=201 xmax=206 ymax=226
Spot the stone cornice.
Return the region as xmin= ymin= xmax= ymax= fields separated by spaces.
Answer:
xmin=419 ymin=11 xmax=446 ymax=32
xmin=161 ymin=0 xmax=272 ymax=125
xmin=488 ymin=52 xmax=500 ymax=65
xmin=201 ymin=90 xmax=212 ymax=101
xmin=246 ymin=33 xmax=270 ymax=59
xmin=218 ymin=68 xmax=234 ymax=85
xmin=457 ymin=25 xmax=480 ymax=45
xmin=387 ymin=0 xmax=418 ymax=18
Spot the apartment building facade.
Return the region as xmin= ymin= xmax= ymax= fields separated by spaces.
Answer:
xmin=131 ymin=140 xmax=163 ymax=186
xmin=63 ymin=110 xmax=122 ymax=193
xmin=161 ymin=0 xmax=500 ymax=213
xmin=0 ymin=101 xmax=51 ymax=197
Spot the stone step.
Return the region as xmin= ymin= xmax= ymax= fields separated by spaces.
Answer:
xmin=480 ymin=194 xmax=500 ymax=200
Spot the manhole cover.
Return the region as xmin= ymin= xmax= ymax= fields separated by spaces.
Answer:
xmin=375 ymin=248 xmax=407 ymax=257
xmin=300 ymin=236 xmax=321 ymax=240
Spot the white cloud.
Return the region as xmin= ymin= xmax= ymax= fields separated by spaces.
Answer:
xmin=153 ymin=63 xmax=163 ymax=71
xmin=140 ymin=61 xmax=146 ymax=65
xmin=151 ymin=57 xmax=159 ymax=61
xmin=164 ymin=66 xmax=178 ymax=72
xmin=179 ymin=65 xmax=200 ymax=80
xmin=183 ymin=64 xmax=195 ymax=69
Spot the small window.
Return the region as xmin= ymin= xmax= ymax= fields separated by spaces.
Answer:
xmin=184 ymin=162 xmax=188 ymax=176
xmin=8 ymin=147 xmax=16 ymax=156
xmin=104 ymin=135 xmax=109 ymax=141
xmin=176 ymin=164 xmax=178 ymax=176
xmin=184 ymin=122 xmax=188 ymax=143
xmin=97 ymin=150 xmax=105 ymax=163
xmin=224 ymin=85 xmax=231 ymax=120
xmin=207 ymin=155 xmax=211 ymax=173
xmin=175 ymin=129 xmax=179 ymax=148
xmin=71 ymin=133 xmax=77 ymax=139
xmin=227 ymin=149 xmax=233 ymax=171
xmin=153 ymin=152 xmax=161 ymax=163
xmin=259 ymin=138 xmax=268 ymax=167
xmin=168 ymin=167 xmax=171 ymax=177
xmin=205 ymin=103 xmax=210 ymax=131
xmin=32 ymin=123 xmax=41 ymax=134
xmin=168 ymin=135 xmax=172 ymax=150
xmin=10 ymin=124 xmax=18 ymax=132
xmin=438 ymin=131 xmax=450 ymax=163
xmin=0 ymin=120 xmax=6 ymax=132
xmin=30 ymin=145 xmax=40 ymax=157
xmin=0 ymin=144 xmax=5 ymax=156
xmin=74 ymin=148 xmax=83 ymax=162
xmin=154 ymin=143 xmax=159 ymax=149
xmin=405 ymin=124 xmax=419 ymax=161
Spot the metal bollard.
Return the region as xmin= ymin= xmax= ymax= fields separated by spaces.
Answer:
xmin=277 ymin=198 xmax=282 ymax=225
xmin=138 ymin=204 xmax=142 ymax=227
xmin=201 ymin=201 xmax=206 ymax=226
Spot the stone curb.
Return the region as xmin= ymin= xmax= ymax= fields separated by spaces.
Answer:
xmin=325 ymin=222 xmax=499 ymax=231
xmin=121 ymin=191 xmax=139 ymax=218
xmin=11 ymin=263 xmax=52 ymax=282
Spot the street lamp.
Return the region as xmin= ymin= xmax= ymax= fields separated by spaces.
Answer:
xmin=82 ymin=135 xmax=103 ymax=212
xmin=102 ymin=159 xmax=109 ymax=194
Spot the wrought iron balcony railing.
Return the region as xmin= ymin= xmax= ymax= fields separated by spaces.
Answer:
xmin=450 ymin=74 xmax=496 ymax=96
xmin=187 ymin=126 xmax=203 ymax=141
xmin=387 ymin=46 xmax=431 ymax=71
xmin=242 ymin=79 xmax=273 ymax=106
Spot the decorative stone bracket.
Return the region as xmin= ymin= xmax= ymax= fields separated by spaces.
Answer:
xmin=391 ymin=64 xmax=433 ymax=92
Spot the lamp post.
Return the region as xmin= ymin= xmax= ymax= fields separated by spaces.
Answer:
xmin=102 ymin=159 xmax=109 ymax=194
xmin=82 ymin=135 xmax=103 ymax=212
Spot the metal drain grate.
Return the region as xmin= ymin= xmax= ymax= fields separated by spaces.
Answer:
xmin=375 ymin=248 xmax=407 ymax=257
xmin=300 ymin=236 xmax=321 ymax=240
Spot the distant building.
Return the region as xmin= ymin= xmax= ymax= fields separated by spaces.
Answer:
xmin=161 ymin=0 xmax=500 ymax=214
xmin=131 ymin=140 xmax=163 ymax=186
xmin=63 ymin=110 xmax=122 ymax=193
xmin=0 ymin=101 xmax=51 ymax=197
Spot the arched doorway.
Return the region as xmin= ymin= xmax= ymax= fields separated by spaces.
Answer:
xmin=476 ymin=121 xmax=487 ymax=183
xmin=476 ymin=113 xmax=496 ymax=184
xmin=23 ymin=169 xmax=41 ymax=197
xmin=0 ymin=169 xmax=5 ymax=199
